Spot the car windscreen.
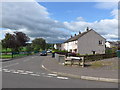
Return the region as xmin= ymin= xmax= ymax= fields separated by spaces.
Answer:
xmin=42 ymin=51 xmax=46 ymax=53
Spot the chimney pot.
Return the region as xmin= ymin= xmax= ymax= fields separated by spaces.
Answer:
xmin=86 ymin=27 xmax=89 ymax=31
xmin=79 ymin=31 xmax=81 ymax=34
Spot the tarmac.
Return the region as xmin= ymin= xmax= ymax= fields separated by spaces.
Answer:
xmin=42 ymin=56 xmax=119 ymax=83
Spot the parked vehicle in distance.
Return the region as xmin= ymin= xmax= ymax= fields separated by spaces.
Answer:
xmin=47 ymin=50 xmax=52 ymax=53
xmin=40 ymin=51 xmax=47 ymax=56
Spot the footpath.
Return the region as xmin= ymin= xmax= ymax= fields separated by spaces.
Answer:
xmin=42 ymin=56 xmax=119 ymax=83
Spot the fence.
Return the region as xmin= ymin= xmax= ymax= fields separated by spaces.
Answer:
xmin=79 ymin=53 xmax=117 ymax=62
xmin=55 ymin=52 xmax=117 ymax=63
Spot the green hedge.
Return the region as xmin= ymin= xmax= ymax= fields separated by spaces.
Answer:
xmin=78 ymin=53 xmax=117 ymax=62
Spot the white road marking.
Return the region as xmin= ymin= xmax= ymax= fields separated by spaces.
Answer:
xmin=12 ymin=71 xmax=19 ymax=74
xmin=25 ymin=71 xmax=33 ymax=73
xmin=2 ymin=63 xmax=19 ymax=68
xmin=30 ymin=74 xmax=40 ymax=76
xmin=3 ymin=70 xmax=11 ymax=72
xmin=48 ymin=74 xmax=57 ymax=77
xmin=2 ymin=69 xmax=8 ymax=71
xmin=20 ymin=72 xmax=28 ymax=75
xmin=32 ymin=57 xmax=34 ymax=58
xmin=57 ymin=76 xmax=68 ymax=80
xmin=17 ymin=70 xmax=24 ymax=72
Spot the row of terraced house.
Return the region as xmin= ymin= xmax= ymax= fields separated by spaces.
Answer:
xmin=54 ymin=27 xmax=106 ymax=55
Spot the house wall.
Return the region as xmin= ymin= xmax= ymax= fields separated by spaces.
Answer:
xmin=105 ymin=42 xmax=118 ymax=48
xmin=105 ymin=42 xmax=111 ymax=48
xmin=61 ymin=41 xmax=78 ymax=52
xmin=54 ymin=44 xmax=61 ymax=50
xmin=78 ymin=30 xmax=106 ymax=55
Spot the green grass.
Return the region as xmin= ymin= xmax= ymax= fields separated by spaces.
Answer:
xmin=1 ymin=54 xmax=28 ymax=59
xmin=1 ymin=47 xmax=27 ymax=52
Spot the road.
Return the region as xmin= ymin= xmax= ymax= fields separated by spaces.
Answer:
xmin=1 ymin=54 xmax=118 ymax=88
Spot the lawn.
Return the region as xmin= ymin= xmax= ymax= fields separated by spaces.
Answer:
xmin=1 ymin=53 xmax=29 ymax=59
xmin=1 ymin=47 xmax=27 ymax=53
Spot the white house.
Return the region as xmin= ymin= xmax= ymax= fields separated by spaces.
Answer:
xmin=105 ymin=41 xmax=118 ymax=48
xmin=61 ymin=27 xmax=106 ymax=55
xmin=54 ymin=43 xmax=61 ymax=50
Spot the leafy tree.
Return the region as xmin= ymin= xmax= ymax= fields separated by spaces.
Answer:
xmin=26 ymin=44 xmax=33 ymax=55
xmin=2 ymin=32 xmax=30 ymax=58
xmin=46 ymin=43 xmax=53 ymax=50
xmin=15 ymin=32 xmax=30 ymax=47
xmin=32 ymin=38 xmax=46 ymax=51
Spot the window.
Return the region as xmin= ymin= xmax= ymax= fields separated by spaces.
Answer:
xmin=99 ymin=40 xmax=103 ymax=45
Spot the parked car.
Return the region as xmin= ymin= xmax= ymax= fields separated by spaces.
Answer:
xmin=40 ymin=51 xmax=47 ymax=56
xmin=47 ymin=50 xmax=52 ymax=53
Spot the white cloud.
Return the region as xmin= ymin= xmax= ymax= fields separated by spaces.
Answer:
xmin=76 ymin=17 xmax=84 ymax=21
xmin=62 ymin=2 xmax=118 ymax=41
xmin=95 ymin=2 xmax=118 ymax=10
xmin=63 ymin=18 xmax=118 ymax=41
xmin=104 ymin=34 xmax=118 ymax=41
xmin=111 ymin=9 xmax=118 ymax=19
xmin=1 ymin=2 xmax=70 ymax=43
xmin=0 ymin=2 xmax=118 ymax=43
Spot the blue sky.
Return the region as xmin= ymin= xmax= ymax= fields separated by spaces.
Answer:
xmin=40 ymin=2 xmax=114 ymax=22
xmin=0 ymin=2 xmax=118 ymax=43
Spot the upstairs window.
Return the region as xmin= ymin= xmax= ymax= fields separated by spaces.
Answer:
xmin=99 ymin=40 xmax=103 ymax=45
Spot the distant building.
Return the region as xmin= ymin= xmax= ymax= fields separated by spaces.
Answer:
xmin=54 ymin=43 xmax=61 ymax=50
xmin=105 ymin=41 xmax=119 ymax=48
xmin=61 ymin=27 xmax=106 ymax=55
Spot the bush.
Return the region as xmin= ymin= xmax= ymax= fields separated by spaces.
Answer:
xmin=80 ymin=53 xmax=117 ymax=62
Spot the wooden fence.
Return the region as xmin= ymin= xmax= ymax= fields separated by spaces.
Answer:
xmin=56 ymin=52 xmax=117 ymax=62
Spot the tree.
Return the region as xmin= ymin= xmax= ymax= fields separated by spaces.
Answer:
xmin=32 ymin=38 xmax=46 ymax=52
xmin=2 ymin=32 xmax=30 ymax=58
xmin=46 ymin=43 xmax=53 ymax=50
xmin=26 ymin=43 xmax=33 ymax=55
xmin=15 ymin=32 xmax=30 ymax=47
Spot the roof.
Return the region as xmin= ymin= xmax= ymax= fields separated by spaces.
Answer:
xmin=107 ymin=41 xmax=118 ymax=45
xmin=64 ymin=30 xmax=92 ymax=43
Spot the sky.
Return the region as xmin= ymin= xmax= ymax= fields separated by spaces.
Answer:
xmin=0 ymin=1 xmax=118 ymax=43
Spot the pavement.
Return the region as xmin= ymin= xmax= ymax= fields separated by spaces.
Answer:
xmin=42 ymin=56 xmax=119 ymax=83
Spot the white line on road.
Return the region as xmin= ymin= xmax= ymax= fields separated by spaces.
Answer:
xmin=17 ymin=70 xmax=24 ymax=72
xmin=25 ymin=71 xmax=33 ymax=73
xmin=2 ymin=63 xmax=19 ymax=68
xmin=20 ymin=72 xmax=28 ymax=75
xmin=57 ymin=76 xmax=69 ymax=80
xmin=48 ymin=74 xmax=57 ymax=77
xmin=12 ymin=71 xmax=19 ymax=74
xmin=2 ymin=69 xmax=8 ymax=71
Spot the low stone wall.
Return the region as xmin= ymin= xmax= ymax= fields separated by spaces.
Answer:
xmin=55 ymin=53 xmax=65 ymax=63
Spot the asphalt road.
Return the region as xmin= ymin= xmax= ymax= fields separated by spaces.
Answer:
xmin=1 ymin=54 xmax=118 ymax=88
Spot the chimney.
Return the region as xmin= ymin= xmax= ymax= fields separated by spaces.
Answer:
xmin=75 ymin=34 xmax=76 ymax=36
xmin=71 ymin=35 xmax=72 ymax=38
xmin=86 ymin=27 xmax=89 ymax=31
xmin=79 ymin=31 xmax=81 ymax=34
